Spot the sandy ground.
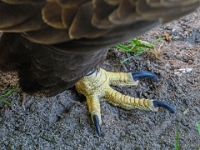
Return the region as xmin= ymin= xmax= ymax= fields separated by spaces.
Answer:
xmin=0 ymin=10 xmax=200 ymax=150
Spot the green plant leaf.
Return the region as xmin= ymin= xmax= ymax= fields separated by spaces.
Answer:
xmin=0 ymin=84 xmax=17 ymax=106
xmin=196 ymin=122 xmax=200 ymax=135
xmin=120 ymin=56 xmax=134 ymax=64
xmin=1 ymin=85 xmax=17 ymax=97
xmin=40 ymin=135 xmax=57 ymax=143
xmin=0 ymin=97 xmax=12 ymax=106
xmin=117 ymin=37 xmax=165 ymax=63
xmin=175 ymin=122 xmax=180 ymax=150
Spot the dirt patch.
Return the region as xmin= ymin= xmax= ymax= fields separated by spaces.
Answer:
xmin=0 ymin=11 xmax=200 ymax=150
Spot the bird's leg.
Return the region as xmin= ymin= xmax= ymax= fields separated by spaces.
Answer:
xmin=75 ymin=68 xmax=175 ymax=136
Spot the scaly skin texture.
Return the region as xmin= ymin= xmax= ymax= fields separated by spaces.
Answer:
xmin=75 ymin=68 xmax=158 ymax=124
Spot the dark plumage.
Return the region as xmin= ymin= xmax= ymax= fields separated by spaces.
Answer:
xmin=0 ymin=0 xmax=199 ymax=96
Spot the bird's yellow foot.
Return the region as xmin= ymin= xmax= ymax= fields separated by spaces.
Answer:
xmin=75 ymin=68 xmax=175 ymax=136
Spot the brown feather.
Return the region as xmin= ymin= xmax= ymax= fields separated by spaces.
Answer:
xmin=23 ymin=27 xmax=70 ymax=44
xmin=0 ymin=2 xmax=42 ymax=28
xmin=2 ymin=0 xmax=45 ymax=5
xmin=109 ymin=0 xmax=138 ymax=25
xmin=91 ymin=0 xmax=117 ymax=29
xmin=69 ymin=2 xmax=108 ymax=39
xmin=42 ymin=1 xmax=66 ymax=29
xmin=56 ymin=0 xmax=89 ymax=8
xmin=1 ymin=12 xmax=47 ymax=32
xmin=62 ymin=7 xmax=78 ymax=28
xmin=104 ymin=0 xmax=120 ymax=5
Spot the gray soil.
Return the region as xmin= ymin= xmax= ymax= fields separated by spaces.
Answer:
xmin=0 ymin=10 xmax=200 ymax=150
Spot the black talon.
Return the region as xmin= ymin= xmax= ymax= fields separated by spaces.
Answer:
xmin=93 ymin=115 xmax=101 ymax=136
xmin=153 ymin=101 xmax=175 ymax=113
xmin=86 ymin=69 xmax=96 ymax=76
xmin=132 ymin=71 xmax=158 ymax=81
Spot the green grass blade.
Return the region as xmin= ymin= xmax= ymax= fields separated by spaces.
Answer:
xmin=117 ymin=37 xmax=166 ymax=63
xmin=0 ymin=97 xmax=12 ymax=106
xmin=196 ymin=122 xmax=200 ymax=135
xmin=1 ymin=85 xmax=17 ymax=97
xmin=117 ymin=39 xmax=154 ymax=54
xmin=175 ymin=122 xmax=180 ymax=150
xmin=40 ymin=135 xmax=57 ymax=143
xmin=121 ymin=56 xmax=134 ymax=64
xmin=0 ymin=84 xmax=18 ymax=106
xmin=129 ymin=39 xmax=154 ymax=49
xmin=151 ymin=37 xmax=165 ymax=44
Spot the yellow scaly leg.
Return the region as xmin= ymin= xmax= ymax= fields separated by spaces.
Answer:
xmin=75 ymin=68 xmax=175 ymax=136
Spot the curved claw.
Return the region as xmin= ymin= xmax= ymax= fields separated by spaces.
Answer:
xmin=153 ymin=101 xmax=175 ymax=113
xmin=93 ymin=114 xmax=101 ymax=136
xmin=86 ymin=69 xmax=96 ymax=76
xmin=132 ymin=71 xmax=158 ymax=81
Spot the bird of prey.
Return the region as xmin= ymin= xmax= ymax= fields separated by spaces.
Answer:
xmin=0 ymin=0 xmax=199 ymax=135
